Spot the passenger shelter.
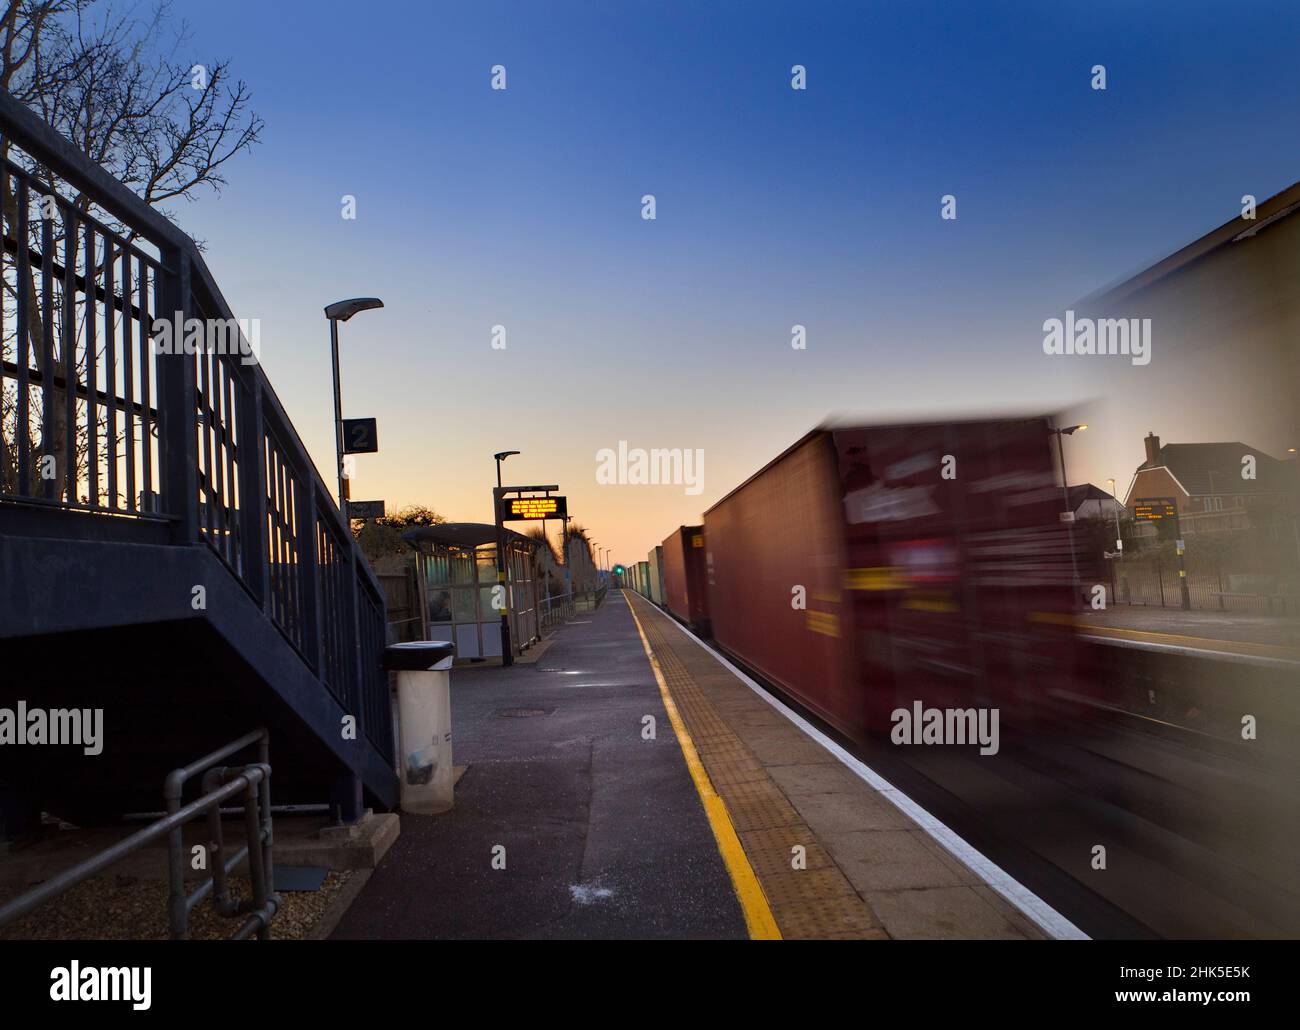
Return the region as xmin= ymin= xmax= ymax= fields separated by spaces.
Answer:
xmin=402 ymin=523 xmax=541 ymax=660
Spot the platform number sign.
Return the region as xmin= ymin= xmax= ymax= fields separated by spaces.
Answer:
xmin=343 ymin=417 xmax=378 ymax=454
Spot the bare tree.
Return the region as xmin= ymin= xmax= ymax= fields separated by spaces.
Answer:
xmin=0 ymin=0 xmax=262 ymax=502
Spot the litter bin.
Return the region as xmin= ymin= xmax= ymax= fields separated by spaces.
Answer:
xmin=383 ymin=641 xmax=457 ymax=814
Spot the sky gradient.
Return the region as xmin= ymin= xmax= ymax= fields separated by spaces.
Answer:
xmin=166 ymin=0 xmax=1300 ymax=563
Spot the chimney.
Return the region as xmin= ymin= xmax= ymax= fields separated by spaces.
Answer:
xmin=1144 ymin=432 xmax=1161 ymax=465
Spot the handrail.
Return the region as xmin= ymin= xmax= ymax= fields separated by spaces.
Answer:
xmin=0 ymin=87 xmax=376 ymax=591
xmin=0 ymin=729 xmax=279 ymax=940
xmin=0 ymin=89 xmax=393 ymax=773
xmin=0 ymin=90 xmax=191 ymax=252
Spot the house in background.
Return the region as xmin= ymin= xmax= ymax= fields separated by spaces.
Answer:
xmin=1065 ymin=483 xmax=1125 ymax=521
xmin=1124 ymin=431 xmax=1292 ymax=536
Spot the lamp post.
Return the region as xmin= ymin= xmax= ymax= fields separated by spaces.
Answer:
xmin=492 ymin=451 xmax=519 ymax=665
xmin=1107 ymin=477 xmax=1123 ymax=556
xmin=324 ymin=297 xmax=384 ymax=511
xmin=562 ymin=515 xmax=573 ymax=594
xmin=1050 ymin=423 xmax=1087 ymax=605
xmin=494 ymin=450 xmax=519 ymax=489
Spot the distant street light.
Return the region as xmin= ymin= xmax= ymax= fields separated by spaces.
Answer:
xmin=324 ymin=297 xmax=384 ymax=510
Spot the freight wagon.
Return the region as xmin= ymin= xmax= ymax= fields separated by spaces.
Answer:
xmin=660 ymin=525 xmax=710 ymax=634
xmin=701 ymin=418 xmax=1081 ymax=745
xmin=646 ymin=545 xmax=666 ymax=605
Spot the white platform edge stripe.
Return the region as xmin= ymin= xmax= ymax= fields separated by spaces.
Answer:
xmin=653 ymin=606 xmax=1091 ymax=941
xmin=1079 ymin=632 xmax=1298 ymax=670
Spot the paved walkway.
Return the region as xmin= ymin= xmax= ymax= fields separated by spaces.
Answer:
xmin=331 ymin=590 xmax=746 ymax=939
xmin=625 ymin=592 xmax=1043 ymax=940
xmin=335 ymin=588 xmax=1053 ymax=939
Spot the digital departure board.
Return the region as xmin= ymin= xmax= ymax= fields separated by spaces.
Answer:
xmin=499 ymin=495 xmax=567 ymax=521
xmin=1133 ymin=497 xmax=1178 ymax=521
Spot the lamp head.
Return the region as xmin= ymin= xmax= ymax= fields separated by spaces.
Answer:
xmin=324 ymin=297 xmax=384 ymax=322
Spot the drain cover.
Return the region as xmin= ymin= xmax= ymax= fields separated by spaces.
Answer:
xmin=496 ymin=707 xmax=551 ymax=718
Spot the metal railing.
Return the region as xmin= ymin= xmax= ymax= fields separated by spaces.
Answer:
xmin=539 ymin=583 xmax=608 ymax=631
xmin=1107 ymin=557 xmax=1299 ymax=614
xmin=0 ymin=91 xmax=392 ymax=765
xmin=0 ymin=729 xmax=279 ymax=940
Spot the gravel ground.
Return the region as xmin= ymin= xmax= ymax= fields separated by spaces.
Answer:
xmin=0 ymin=870 xmax=353 ymax=940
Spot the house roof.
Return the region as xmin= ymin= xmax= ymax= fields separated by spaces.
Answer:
xmin=1137 ymin=442 xmax=1284 ymax=496
xmin=1066 ymin=483 xmax=1117 ymax=509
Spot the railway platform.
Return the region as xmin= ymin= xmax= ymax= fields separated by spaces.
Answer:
xmin=1075 ymin=607 xmax=1299 ymax=664
xmin=332 ymin=590 xmax=1055 ymax=940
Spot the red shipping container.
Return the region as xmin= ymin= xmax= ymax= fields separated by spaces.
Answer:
xmin=703 ymin=419 xmax=1080 ymax=744
xmin=661 ymin=525 xmax=710 ymax=633
xmin=703 ymin=431 xmax=861 ymax=736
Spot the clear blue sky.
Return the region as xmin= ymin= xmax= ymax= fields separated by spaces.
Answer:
xmin=171 ymin=0 xmax=1300 ymax=560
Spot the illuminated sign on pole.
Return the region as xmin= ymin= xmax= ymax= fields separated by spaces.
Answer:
xmin=1133 ymin=497 xmax=1178 ymax=521
xmin=498 ymin=495 xmax=568 ymax=522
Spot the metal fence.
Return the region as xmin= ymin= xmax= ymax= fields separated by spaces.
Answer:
xmin=1107 ymin=556 xmax=1299 ymax=614
xmin=0 ymin=93 xmax=392 ymax=764
xmin=377 ymin=566 xmax=423 ymax=643
xmin=539 ymin=583 xmax=608 ymax=632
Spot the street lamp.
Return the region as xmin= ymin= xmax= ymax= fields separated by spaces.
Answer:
xmin=1106 ymin=477 xmax=1123 ymax=556
xmin=491 ymin=450 xmax=520 ymax=665
xmin=1049 ymin=423 xmax=1087 ymax=605
xmin=324 ymin=297 xmax=384 ymax=510
xmin=1050 ymin=423 xmax=1088 ymax=491
xmin=494 ymin=450 xmax=520 ymax=489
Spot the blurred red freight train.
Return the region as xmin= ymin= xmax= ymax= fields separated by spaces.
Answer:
xmin=660 ymin=525 xmax=710 ymax=634
xmin=701 ymin=418 xmax=1081 ymax=745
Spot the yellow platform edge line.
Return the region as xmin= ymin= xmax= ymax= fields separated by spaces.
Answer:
xmin=623 ymin=590 xmax=782 ymax=941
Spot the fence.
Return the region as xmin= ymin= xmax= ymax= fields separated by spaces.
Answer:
xmin=377 ymin=565 xmax=423 ymax=643
xmin=1107 ymin=556 xmax=1299 ymax=614
xmin=539 ymin=583 xmax=608 ymax=632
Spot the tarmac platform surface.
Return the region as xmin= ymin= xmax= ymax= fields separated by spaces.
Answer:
xmin=331 ymin=589 xmax=747 ymax=939
xmin=334 ymin=590 xmax=1050 ymax=940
